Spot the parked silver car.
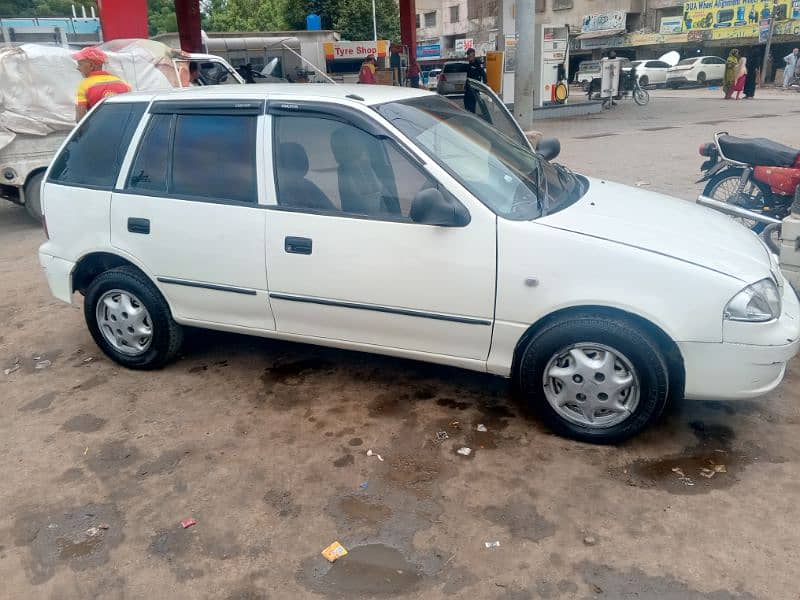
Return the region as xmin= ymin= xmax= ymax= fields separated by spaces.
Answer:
xmin=436 ymin=61 xmax=469 ymax=96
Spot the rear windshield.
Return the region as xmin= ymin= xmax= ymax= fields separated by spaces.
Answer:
xmin=49 ymin=102 xmax=146 ymax=189
xmin=443 ymin=63 xmax=469 ymax=73
xmin=677 ymin=58 xmax=698 ymax=65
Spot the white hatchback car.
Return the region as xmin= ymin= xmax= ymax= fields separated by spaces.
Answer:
xmin=666 ymin=56 xmax=726 ymax=87
xmin=39 ymin=84 xmax=800 ymax=443
xmin=630 ymin=59 xmax=671 ymax=87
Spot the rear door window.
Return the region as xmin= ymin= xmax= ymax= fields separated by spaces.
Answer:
xmin=49 ymin=102 xmax=146 ymax=189
xmin=125 ymin=111 xmax=258 ymax=204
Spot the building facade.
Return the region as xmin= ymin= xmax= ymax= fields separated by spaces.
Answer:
xmin=415 ymin=0 xmax=499 ymax=63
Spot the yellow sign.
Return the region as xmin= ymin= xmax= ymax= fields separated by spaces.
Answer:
xmin=682 ymin=0 xmax=794 ymax=39
xmin=485 ymin=51 xmax=504 ymax=94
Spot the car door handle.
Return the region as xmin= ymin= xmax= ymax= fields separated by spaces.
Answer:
xmin=127 ymin=217 xmax=150 ymax=235
xmin=285 ymin=236 xmax=312 ymax=255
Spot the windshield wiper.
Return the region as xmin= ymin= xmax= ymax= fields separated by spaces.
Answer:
xmin=535 ymin=159 xmax=548 ymax=217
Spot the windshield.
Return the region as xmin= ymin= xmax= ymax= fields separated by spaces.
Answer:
xmin=375 ymin=96 xmax=585 ymax=220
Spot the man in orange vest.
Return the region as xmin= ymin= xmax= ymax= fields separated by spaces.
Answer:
xmin=72 ymin=47 xmax=132 ymax=121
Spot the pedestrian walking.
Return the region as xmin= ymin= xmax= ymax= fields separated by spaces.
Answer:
xmin=723 ymin=49 xmax=739 ymax=99
xmin=463 ymin=48 xmax=486 ymax=114
xmin=743 ymin=51 xmax=759 ymax=99
xmin=72 ymin=47 xmax=131 ymax=121
xmin=783 ymin=48 xmax=799 ymax=89
xmin=407 ymin=61 xmax=421 ymax=88
xmin=358 ymin=54 xmax=377 ymax=84
xmin=734 ymin=56 xmax=747 ymax=99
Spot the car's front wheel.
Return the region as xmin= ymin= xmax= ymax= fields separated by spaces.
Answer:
xmin=517 ymin=312 xmax=670 ymax=444
xmin=84 ymin=266 xmax=183 ymax=369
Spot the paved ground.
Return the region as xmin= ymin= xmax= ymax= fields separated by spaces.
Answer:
xmin=2 ymin=87 xmax=800 ymax=600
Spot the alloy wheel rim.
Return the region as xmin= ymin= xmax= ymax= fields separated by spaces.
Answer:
xmin=542 ymin=343 xmax=640 ymax=429
xmin=95 ymin=289 xmax=153 ymax=356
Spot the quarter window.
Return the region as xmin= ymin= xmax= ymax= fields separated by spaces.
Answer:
xmin=126 ymin=113 xmax=257 ymax=204
xmin=49 ymin=102 xmax=146 ymax=189
xmin=272 ymin=115 xmax=439 ymax=220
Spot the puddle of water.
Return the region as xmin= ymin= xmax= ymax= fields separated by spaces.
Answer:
xmin=260 ymin=358 xmax=334 ymax=389
xmin=56 ymin=534 xmax=104 ymax=560
xmin=320 ymin=544 xmax=421 ymax=596
xmin=626 ymin=451 xmax=738 ymax=495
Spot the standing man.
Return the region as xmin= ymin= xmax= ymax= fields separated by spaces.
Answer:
xmin=73 ymin=47 xmax=131 ymax=121
xmin=464 ymin=48 xmax=486 ymax=113
xmin=783 ymin=48 xmax=799 ymax=89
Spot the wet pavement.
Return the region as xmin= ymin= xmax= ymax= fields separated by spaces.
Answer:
xmin=2 ymin=88 xmax=800 ymax=598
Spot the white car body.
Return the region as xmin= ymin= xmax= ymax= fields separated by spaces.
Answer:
xmin=38 ymin=84 xmax=800 ymax=440
xmin=666 ymin=56 xmax=726 ymax=87
xmin=630 ymin=60 xmax=670 ymax=87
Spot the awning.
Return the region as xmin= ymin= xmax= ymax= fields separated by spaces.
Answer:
xmin=576 ymin=28 xmax=626 ymax=40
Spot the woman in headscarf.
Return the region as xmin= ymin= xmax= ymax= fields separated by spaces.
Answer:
xmin=733 ymin=55 xmax=747 ymax=99
xmin=723 ymin=49 xmax=739 ymax=99
xmin=743 ymin=51 xmax=759 ymax=99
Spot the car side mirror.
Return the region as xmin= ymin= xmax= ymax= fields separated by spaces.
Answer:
xmin=410 ymin=188 xmax=470 ymax=227
xmin=537 ymin=137 xmax=561 ymax=161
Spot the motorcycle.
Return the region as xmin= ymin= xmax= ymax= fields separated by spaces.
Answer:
xmin=586 ymin=63 xmax=649 ymax=107
xmin=697 ymin=132 xmax=800 ymax=231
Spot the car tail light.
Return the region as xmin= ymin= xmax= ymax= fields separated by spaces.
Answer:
xmin=439 ymin=73 xmax=446 ymax=81
xmin=698 ymin=143 xmax=715 ymax=157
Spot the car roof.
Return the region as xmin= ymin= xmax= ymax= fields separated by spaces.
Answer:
xmin=104 ymin=83 xmax=432 ymax=107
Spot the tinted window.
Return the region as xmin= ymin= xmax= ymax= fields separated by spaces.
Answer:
xmin=273 ymin=115 xmax=439 ymax=219
xmin=703 ymin=57 xmax=724 ymax=64
xmin=125 ymin=113 xmax=257 ymax=203
xmin=49 ymin=102 xmax=145 ymax=189
xmin=444 ymin=62 xmax=469 ymax=73
xmin=127 ymin=114 xmax=170 ymax=192
xmin=172 ymin=115 xmax=257 ymax=202
xmin=678 ymin=58 xmax=698 ymax=65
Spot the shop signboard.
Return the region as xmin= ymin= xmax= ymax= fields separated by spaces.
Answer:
xmin=454 ymin=38 xmax=474 ymax=53
xmin=323 ymin=40 xmax=388 ymax=61
xmin=659 ymin=16 xmax=684 ymax=33
xmin=416 ymin=43 xmax=441 ymax=59
xmin=682 ymin=0 xmax=793 ymax=39
xmin=503 ymin=34 xmax=517 ymax=72
xmin=580 ymin=34 xmax=625 ymax=49
xmin=581 ymin=10 xmax=626 ymax=33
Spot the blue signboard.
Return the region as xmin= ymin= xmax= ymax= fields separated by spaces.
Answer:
xmin=417 ymin=43 xmax=441 ymax=59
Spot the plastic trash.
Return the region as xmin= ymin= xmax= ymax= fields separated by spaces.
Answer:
xmin=322 ymin=540 xmax=348 ymax=562
xmin=35 ymin=360 xmax=52 ymax=369
xmin=366 ymin=449 xmax=384 ymax=462
xmin=476 ymin=424 xmax=488 ymax=432
xmin=484 ymin=540 xmax=500 ymax=548
xmin=359 ymin=481 xmax=369 ymax=489
xmin=456 ymin=447 xmax=472 ymax=456
xmin=435 ymin=431 xmax=449 ymax=441
xmin=180 ymin=517 xmax=197 ymax=529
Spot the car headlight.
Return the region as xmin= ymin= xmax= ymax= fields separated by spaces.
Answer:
xmin=724 ymin=278 xmax=781 ymax=322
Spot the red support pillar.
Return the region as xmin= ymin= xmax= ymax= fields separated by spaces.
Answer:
xmin=399 ymin=0 xmax=417 ymax=64
xmin=173 ymin=0 xmax=203 ymax=53
xmin=96 ymin=0 xmax=148 ymax=40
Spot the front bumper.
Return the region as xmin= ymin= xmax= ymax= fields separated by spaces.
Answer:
xmin=39 ymin=251 xmax=74 ymax=304
xmin=681 ymin=282 xmax=800 ymax=400
xmin=666 ymin=75 xmax=690 ymax=84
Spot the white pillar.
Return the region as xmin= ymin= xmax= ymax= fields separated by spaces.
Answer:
xmin=514 ymin=0 xmax=535 ymax=130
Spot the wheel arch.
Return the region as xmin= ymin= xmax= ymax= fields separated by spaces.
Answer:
xmin=510 ymin=305 xmax=685 ymax=399
xmin=72 ymin=251 xmax=151 ymax=295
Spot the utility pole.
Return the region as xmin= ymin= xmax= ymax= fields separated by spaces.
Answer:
xmin=761 ymin=0 xmax=777 ymax=85
xmin=372 ymin=0 xmax=378 ymax=42
xmin=514 ymin=0 xmax=535 ymax=131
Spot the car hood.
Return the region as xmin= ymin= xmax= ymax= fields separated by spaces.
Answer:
xmin=537 ymin=178 xmax=771 ymax=283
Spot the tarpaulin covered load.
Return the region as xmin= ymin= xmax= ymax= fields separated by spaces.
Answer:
xmin=0 ymin=40 xmax=180 ymax=151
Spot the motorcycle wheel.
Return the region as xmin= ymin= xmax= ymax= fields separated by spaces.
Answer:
xmin=703 ymin=168 xmax=771 ymax=232
xmin=634 ymin=87 xmax=650 ymax=106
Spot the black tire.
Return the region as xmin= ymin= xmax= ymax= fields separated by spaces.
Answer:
xmin=634 ymin=87 xmax=650 ymax=106
xmin=517 ymin=312 xmax=670 ymax=444
xmin=84 ymin=266 xmax=183 ymax=369
xmin=703 ymin=168 xmax=771 ymax=232
xmin=24 ymin=171 xmax=44 ymax=222
xmin=696 ymin=72 xmax=707 ymax=85
xmin=638 ymin=75 xmax=649 ymax=87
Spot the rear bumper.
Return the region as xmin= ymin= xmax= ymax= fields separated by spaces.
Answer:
xmin=38 ymin=251 xmax=74 ymax=304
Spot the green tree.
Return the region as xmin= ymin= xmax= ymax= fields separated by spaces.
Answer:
xmin=147 ymin=0 xmax=178 ymax=36
xmin=331 ymin=0 xmax=398 ymax=41
xmin=204 ymin=0 xmax=289 ymax=31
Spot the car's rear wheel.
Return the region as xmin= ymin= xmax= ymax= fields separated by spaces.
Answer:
xmin=84 ymin=266 xmax=182 ymax=369
xmin=697 ymin=71 xmax=707 ymax=85
xmin=517 ymin=312 xmax=670 ymax=444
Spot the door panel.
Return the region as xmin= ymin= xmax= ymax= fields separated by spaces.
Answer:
xmin=265 ymin=211 xmax=495 ymax=359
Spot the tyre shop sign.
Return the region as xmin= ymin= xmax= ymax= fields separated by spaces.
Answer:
xmin=581 ymin=10 xmax=626 ymax=33
xmin=323 ymin=40 xmax=389 ymax=60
